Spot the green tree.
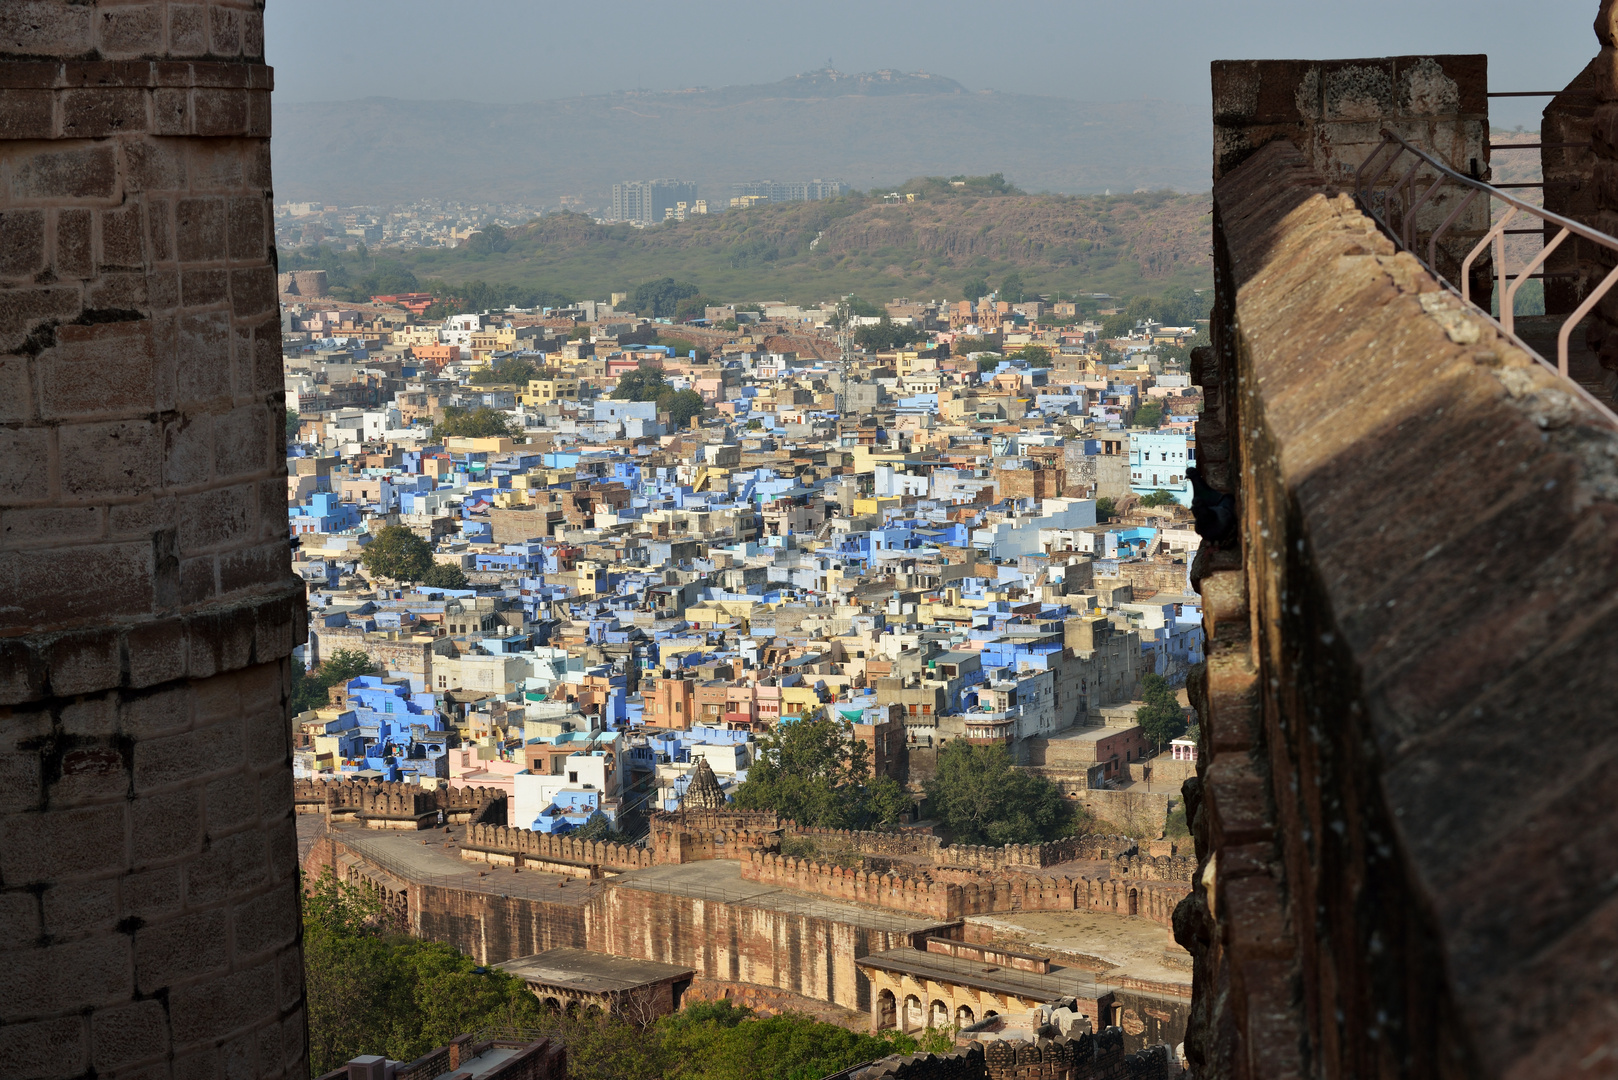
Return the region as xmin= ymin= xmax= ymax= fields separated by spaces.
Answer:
xmin=1013 ymin=345 xmax=1051 ymax=367
xmin=976 ymin=356 xmax=1001 ymax=374
xmin=433 ymin=406 xmax=521 ymax=441
xmin=1133 ymin=401 xmax=1165 ymax=428
xmin=1095 ymin=496 xmax=1117 ymax=521
xmin=631 ymin=277 xmax=701 ymax=317
xmin=286 ymin=408 xmax=300 ymax=440
xmin=360 ymin=525 xmax=435 ymax=582
xmin=470 ymin=356 xmax=539 ymax=386
xmin=1000 ymin=272 xmax=1025 ymax=303
xmin=421 ymin=563 xmax=470 ymax=590
xmin=1135 ymin=673 xmax=1187 ymax=746
xmin=673 ymin=294 xmax=717 ymax=322
xmin=731 ymin=715 xmax=902 ymax=829
xmin=290 ymin=648 xmax=377 ymax=714
xmin=1101 ymin=313 xmax=1135 ymax=339
xmin=924 ymin=740 xmax=1078 ymax=846
xmin=962 ymin=276 xmax=988 ymax=302
xmin=854 ymin=318 xmax=927 ymax=351
xmin=653 ymin=335 xmax=711 ymax=362
xmin=570 ymin=813 xmax=624 ymax=842
xmin=664 ymin=389 xmax=704 ymax=427
xmin=611 ymin=363 xmax=669 ymax=402
xmin=1138 ymin=489 xmax=1180 ymax=508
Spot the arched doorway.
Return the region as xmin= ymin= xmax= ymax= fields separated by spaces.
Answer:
xmin=1128 ymin=887 xmax=1139 ymax=916
xmin=929 ymin=1000 xmax=950 ymax=1028
xmin=877 ymin=989 xmax=897 ymax=1030
xmin=903 ymin=995 xmax=923 ymax=1031
xmin=956 ymin=1004 xmax=975 ymax=1026
xmin=542 ymin=997 xmax=561 ymax=1013
xmin=985 ymin=1010 xmax=999 ymax=1021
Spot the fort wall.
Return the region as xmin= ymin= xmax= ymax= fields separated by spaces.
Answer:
xmin=828 ymin=1030 xmax=1176 ymax=1080
xmin=0 ymin=6 xmax=307 ymax=1079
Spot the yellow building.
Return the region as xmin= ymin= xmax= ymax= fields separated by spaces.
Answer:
xmin=521 ymin=375 xmax=580 ymax=406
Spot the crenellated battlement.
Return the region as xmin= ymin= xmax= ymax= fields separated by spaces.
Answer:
xmin=741 ymin=850 xmax=1190 ymax=926
xmin=460 ymin=822 xmax=656 ymax=872
xmin=294 ymin=778 xmax=507 ymax=826
xmin=779 ymin=821 xmax=1146 ymax=871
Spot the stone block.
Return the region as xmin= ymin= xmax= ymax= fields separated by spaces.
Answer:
xmin=131 ymin=786 xmax=203 ymax=865
xmin=126 ymin=617 xmax=187 ymax=687
xmin=0 ymin=2 xmax=94 ymax=58
xmin=231 ymin=885 xmax=298 ymax=962
xmin=119 ymin=684 xmax=193 ymax=740
xmin=90 ymin=999 xmax=169 ymax=1073
xmin=177 ymin=482 xmax=255 ymax=553
xmin=208 ymin=6 xmax=242 ymax=56
xmin=42 ymin=877 xmax=119 ymax=936
xmin=0 ymin=750 xmax=43 ymax=813
xmin=60 ymin=87 xmax=149 ymax=139
xmin=167 ymin=961 xmax=278 ymax=1047
xmin=205 ymin=771 xmax=259 ymax=832
xmin=0 ymin=89 xmax=54 ymax=140
xmin=184 ymin=828 xmax=268 ymax=907
xmin=133 ymin=720 xmax=242 ymax=794
xmin=182 ymin=266 xmax=229 ymax=308
xmin=100 ymin=204 xmax=146 ymax=269
xmin=0 ymin=1016 xmax=87 ymax=1080
xmin=0 ymin=505 xmax=105 ymax=550
xmin=194 ymin=88 xmax=249 ymax=138
xmin=9 ymin=542 xmax=155 ymax=629
xmin=164 ymin=411 xmax=215 ymax=488
xmin=0 ymin=426 xmax=50 ymax=506
xmin=7 ymin=933 xmax=133 ymax=1018
xmin=0 ymin=356 xmax=33 ymax=422
xmin=39 ymin=320 xmax=158 ymax=420
xmin=58 ymin=420 xmax=162 ymax=498
xmin=177 ymin=309 xmax=232 ymax=401
xmin=230 ymin=264 xmax=277 ymax=317
xmin=134 ymin=908 xmax=228 ymax=994
xmin=0 ymin=209 xmax=46 ymax=280
xmin=0 ymin=287 xmax=84 ymax=354
xmin=175 ymin=198 xmax=227 ymax=262
xmin=168 ymin=5 xmax=207 ymax=57
xmin=227 ymin=196 xmax=266 ymax=261
xmin=213 ymin=402 xmax=271 ymax=480
xmin=9 ymin=144 xmax=120 ymax=203
xmin=121 ymin=865 xmax=182 ymax=921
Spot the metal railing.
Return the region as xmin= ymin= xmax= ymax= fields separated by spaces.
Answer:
xmin=1353 ymin=127 xmax=1618 ymax=401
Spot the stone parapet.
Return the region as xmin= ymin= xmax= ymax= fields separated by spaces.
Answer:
xmin=1179 ymin=130 xmax=1618 ymax=1079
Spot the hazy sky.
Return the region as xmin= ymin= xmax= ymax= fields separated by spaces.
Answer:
xmin=266 ymin=0 xmax=1595 ymax=129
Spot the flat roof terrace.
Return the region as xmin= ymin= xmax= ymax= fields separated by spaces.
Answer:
xmin=856 ymin=948 xmax=1105 ymax=1002
xmin=497 ymin=948 xmax=693 ymax=995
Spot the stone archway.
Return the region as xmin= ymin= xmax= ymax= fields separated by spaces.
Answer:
xmin=929 ymin=1000 xmax=950 ymax=1029
xmin=877 ymin=989 xmax=897 ymax=1030
xmin=1128 ymin=887 xmax=1140 ymax=916
xmin=542 ymin=997 xmax=562 ymax=1012
xmin=956 ymin=1004 xmax=976 ymax=1026
xmin=903 ymin=994 xmax=923 ymax=1031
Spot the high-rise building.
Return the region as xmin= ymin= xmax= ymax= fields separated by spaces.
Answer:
xmin=610 ymin=179 xmax=698 ymax=225
xmin=730 ymin=179 xmax=850 ymax=204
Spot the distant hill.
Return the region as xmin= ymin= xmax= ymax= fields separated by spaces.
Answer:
xmin=287 ymin=182 xmax=1213 ymax=305
xmin=271 ymin=69 xmax=1209 ymax=206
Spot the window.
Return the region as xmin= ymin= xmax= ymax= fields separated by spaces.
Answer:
xmin=568 ymin=771 xmax=578 ymax=783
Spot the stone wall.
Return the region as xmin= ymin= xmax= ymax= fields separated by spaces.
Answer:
xmin=784 ymin=824 xmax=1142 ymax=871
xmin=1180 ymin=131 xmax=1618 ymax=1078
xmin=0 ymin=5 xmax=308 ymax=1080
xmin=293 ymin=777 xmax=506 ymax=822
xmin=835 ymin=1031 xmax=1176 ymax=1080
xmin=742 ymin=853 xmax=1189 ymax=929
xmin=460 ymin=822 xmax=656 ymax=872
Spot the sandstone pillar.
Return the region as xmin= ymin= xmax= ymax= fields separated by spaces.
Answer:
xmin=0 ymin=4 xmax=307 ymax=1080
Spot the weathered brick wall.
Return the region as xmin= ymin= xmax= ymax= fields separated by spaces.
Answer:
xmin=1180 ymin=135 xmax=1618 ymax=1079
xmin=0 ymin=5 xmax=308 ymax=1080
